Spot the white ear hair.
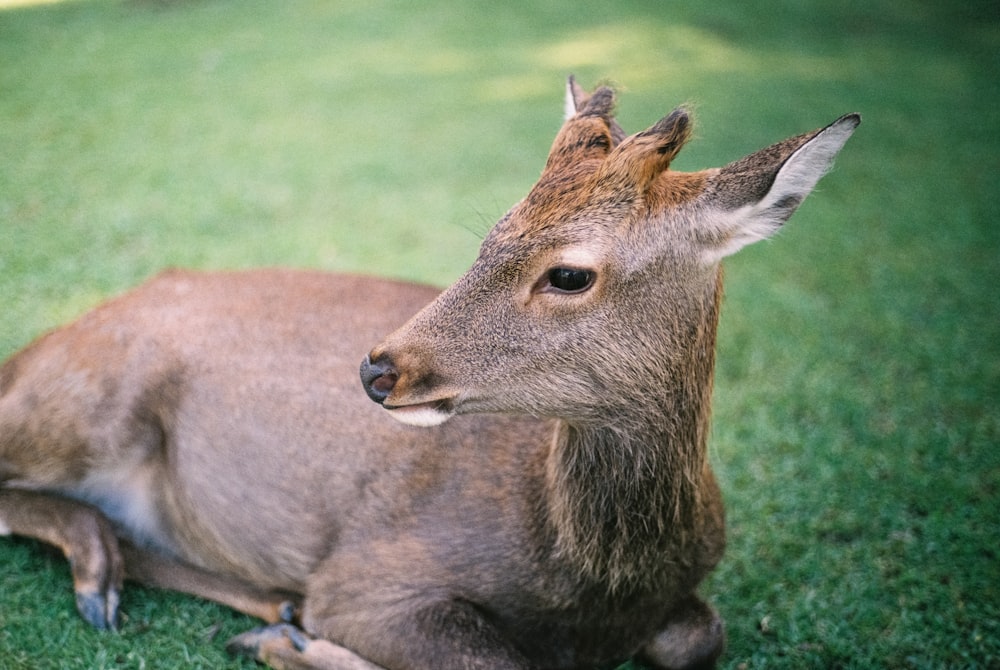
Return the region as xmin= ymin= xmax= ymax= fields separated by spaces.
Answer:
xmin=564 ymin=81 xmax=578 ymax=121
xmin=761 ymin=115 xmax=859 ymax=215
xmin=702 ymin=114 xmax=860 ymax=263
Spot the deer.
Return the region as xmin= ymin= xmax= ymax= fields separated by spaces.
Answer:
xmin=0 ymin=77 xmax=858 ymax=669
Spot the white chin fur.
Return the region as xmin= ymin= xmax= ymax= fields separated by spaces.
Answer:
xmin=385 ymin=404 xmax=453 ymax=427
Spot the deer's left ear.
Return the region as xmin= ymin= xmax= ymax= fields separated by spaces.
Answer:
xmin=699 ymin=113 xmax=861 ymax=262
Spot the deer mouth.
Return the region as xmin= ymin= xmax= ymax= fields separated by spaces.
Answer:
xmin=382 ymin=398 xmax=456 ymax=427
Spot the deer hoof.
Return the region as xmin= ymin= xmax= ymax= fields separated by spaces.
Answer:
xmin=278 ymin=599 xmax=300 ymax=624
xmin=75 ymin=588 xmax=120 ymax=631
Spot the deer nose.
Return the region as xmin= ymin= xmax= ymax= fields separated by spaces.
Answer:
xmin=360 ymin=354 xmax=398 ymax=405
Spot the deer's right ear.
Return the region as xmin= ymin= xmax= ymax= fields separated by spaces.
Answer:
xmin=699 ymin=113 xmax=860 ymax=262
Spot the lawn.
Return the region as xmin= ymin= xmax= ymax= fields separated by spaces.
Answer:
xmin=1 ymin=0 xmax=997 ymax=668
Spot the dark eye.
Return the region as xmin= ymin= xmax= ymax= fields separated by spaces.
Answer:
xmin=546 ymin=267 xmax=595 ymax=293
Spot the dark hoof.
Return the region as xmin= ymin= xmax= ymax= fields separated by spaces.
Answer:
xmin=75 ymin=589 xmax=120 ymax=631
xmin=278 ymin=599 xmax=299 ymax=624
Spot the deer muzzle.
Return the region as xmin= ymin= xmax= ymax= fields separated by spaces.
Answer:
xmin=360 ymin=353 xmax=456 ymax=427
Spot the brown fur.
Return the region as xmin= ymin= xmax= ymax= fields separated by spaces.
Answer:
xmin=1 ymin=79 xmax=858 ymax=669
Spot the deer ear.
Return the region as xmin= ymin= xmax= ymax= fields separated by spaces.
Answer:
xmin=700 ymin=113 xmax=861 ymax=262
xmin=565 ymin=75 xmax=589 ymax=120
xmin=602 ymin=107 xmax=692 ymax=191
xmin=564 ymin=76 xmax=628 ymax=146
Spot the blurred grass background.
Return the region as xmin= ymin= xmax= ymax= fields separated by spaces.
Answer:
xmin=1 ymin=0 xmax=997 ymax=668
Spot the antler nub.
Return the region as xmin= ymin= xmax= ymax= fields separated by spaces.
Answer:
xmin=601 ymin=107 xmax=693 ymax=191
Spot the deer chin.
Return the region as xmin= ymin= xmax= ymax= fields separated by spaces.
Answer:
xmin=383 ymin=399 xmax=455 ymax=427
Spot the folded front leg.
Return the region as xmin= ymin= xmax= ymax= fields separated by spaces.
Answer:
xmin=228 ymin=623 xmax=386 ymax=670
xmin=229 ymin=599 xmax=533 ymax=670
xmin=0 ymin=489 xmax=124 ymax=630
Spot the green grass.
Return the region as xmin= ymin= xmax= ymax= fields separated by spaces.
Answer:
xmin=1 ymin=0 xmax=997 ymax=668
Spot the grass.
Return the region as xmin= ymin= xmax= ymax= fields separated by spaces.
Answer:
xmin=1 ymin=0 xmax=997 ymax=668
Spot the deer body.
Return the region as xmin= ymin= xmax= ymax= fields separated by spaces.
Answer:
xmin=0 ymin=80 xmax=858 ymax=669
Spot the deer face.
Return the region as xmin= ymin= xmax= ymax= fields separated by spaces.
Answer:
xmin=360 ymin=80 xmax=859 ymax=428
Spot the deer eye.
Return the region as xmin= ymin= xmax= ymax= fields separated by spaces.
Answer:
xmin=545 ymin=267 xmax=595 ymax=294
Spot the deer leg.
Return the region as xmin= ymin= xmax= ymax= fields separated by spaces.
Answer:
xmin=638 ymin=594 xmax=725 ymax=670
xmin=0 ymin=490 xmax=300 ymax=631
xmin=0 ymin=489 xmax=124 ymax=630
xmin=227 ymin=599 xmax=532 ymax=670
xmin=121 ymin=542 xmax=302 ymax=625
xmin=227 ymin=624 xmax=386 ymax=670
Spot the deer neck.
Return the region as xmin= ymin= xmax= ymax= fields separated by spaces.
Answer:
xmin=544 ymin=275 xmax=721 ymax=593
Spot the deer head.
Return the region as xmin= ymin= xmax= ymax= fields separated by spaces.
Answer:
xmin=361 ymin=80 xmax=859 ymax=431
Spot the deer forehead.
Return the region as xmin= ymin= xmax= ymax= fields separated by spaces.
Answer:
xmin=503 ymin=137 xmax=709 ymax=242
xmin=482 ymin=169 xmax=711 ymax=277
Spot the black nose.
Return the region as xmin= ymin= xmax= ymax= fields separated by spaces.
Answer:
xmin=360 ymin=354 xmax=398 ymax=405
